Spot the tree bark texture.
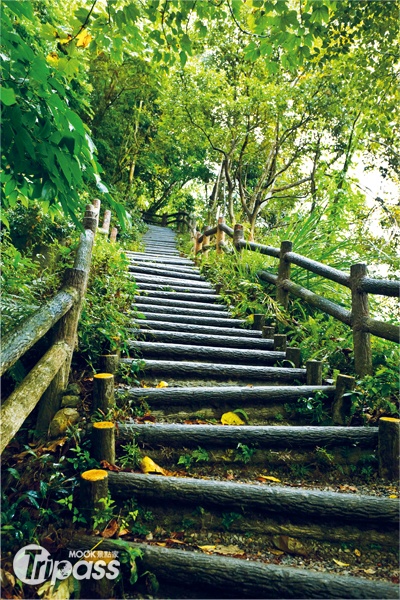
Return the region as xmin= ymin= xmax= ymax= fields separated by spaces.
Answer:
xmin=126 ymin=253 xmax=193 ymax=265
xmin=351 ymin=264 xmax=372 ymax=376
xmin=133 ymin=313 xmax=246 ymax=327
xmin=118 ymin=423 xmax=378 ymax=449
xmin=136 ymin=329 xmax=274 ymax=349
xmin=92 ymin=422 xmax=116 ymax=464
xmin=131 ymin=262 xmax=200 ymax=275
xmin=1 ymin=286 xmax=78 ymax=376
xmin=123 ymin=359 xmax=306 ymax=383
xmin=238 ymin=239 xmax=280 ymax=258
xmin=129 ymin=340 xmax=285 ymax=365
xmin=133 ymin=303 xmax=229 ymax=318
xmin=365 ymin=318 xmax=399 ymax=344
xmin=123 ymin=384 xmax=333 ymax=407
xmin=70 ymin=534 xmax=399 ymax=599
xmin=357 ymin=277 xmax=400 ymax=297
xmin=136 ymin=290 xmax=218 ymax=302
xmin=131 ymin=320 xmax=262 ymax=337
xmin=1 ymin=342 xmax=68 ymax=453
xmin=277 ymin=241 xmax=293 ymax=308
xmin=306 ymin=361 xmax=322 ymax=385
xmin=107 ymin=472 xmax=398 ymax=524
xmin=285 ymin=252 xmax=350 ymax=288
xmin=79 ymin=470 xmax=109 ymax=528
xmin=378 ymin=417 xmax=400 ymax=480
xmin=331 ymin=374 xmax=356 ymax=425
xmin=135 ymin=282 xmax=217 ymax=294
xmin=130 ymin=273 xmax=213 ymax=289
xmin=129 ymin=265 xmax=204 ymax=281
xmin=93 ymin=373 xmax=115 ymax=414
xmin=135 ymin=297 xmax=227 ymax=312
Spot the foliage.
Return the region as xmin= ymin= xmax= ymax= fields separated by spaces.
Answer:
xmin=77 ymin=235 xmax=138 ymax=370
xmin=178 ymin=447 xmax=210 ymax=470
xmin=234 ymin=443 xmax=256 ymax=464
xmin=119 ymin=440 xmax=143 ymax=470
xmin=285 ymin=391 xmax=330 ymax=424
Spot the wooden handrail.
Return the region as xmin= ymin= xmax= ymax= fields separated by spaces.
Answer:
xmin=194 ymin=217 xmax=399 ymax=376
xmin=0 ymin=202 xmax=115 ymax=451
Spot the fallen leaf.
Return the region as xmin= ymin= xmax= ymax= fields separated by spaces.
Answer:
xmin=258 ymin=475 xmax=281 ymax=483
xmin=354 ymin=548 xmax=361 ymax=557
xmin=43 ymin=437 xmax=67 ymax=452
xmin=101 ymin=518 xmax=119 ymax=538
xmin=156 ymin=381 xmax=168 ymax=388
xmin=199 ymin=545 xmax=216 ymax=552
xmin=38 ymin=576 xmax=74 ymax=599
xmin=119 ymin=528 xmax=129 ymax=536
xmin=273 ymin=535 xmax=307 ymax=556
xmin=214 ymin=544 xmax=245 ymax=556
xmin=268 ymin=548 xmax=284 ymax=556
xmin=333 ymin=559 xmax=350 ymax=567
xmin=0 ymin=569 xmax=15 ymax=588
xmin=389 ymin=494 xmax=398 ymax=498
xmin=156 ymin=542 xmax=167 ymax=547
xmin=100 ymin=460 xmax=121 ymax=472
xmin=363 ymin=568 xmax=376 ymax=575
xmin=140 ymin=456 xmax=167 ymax=475
xmin=221 ymin=411 xmax=245 ymax=426
xmin=165 ymin=538 xmax=185 ymax=545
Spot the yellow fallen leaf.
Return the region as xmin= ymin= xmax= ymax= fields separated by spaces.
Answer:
xmin=214 ymin=544 xmax=245 ymax=556
xmin=199 ymin=545 xmax=216 ymax=552
xmin=389 ymin=494 xmax=398 ymax=498
xmin=354 ymin=548 xmax=361 ymax=557
xmin=258 ymin=475 xmax=281 ymax=483
xmin=333 ymin=559 xmax=350 ymax=567
xmin=156 ymin=381 xmax=168 ymax=388
xmin=140 ymin=456 xmax=166 ymax=475
xmin=268 ymin=548 xmax=284 ymax=556
xmin=363 ymin=568 xmax=376 ymax=575
xmin=221 ymin=412 xmax=245 ymax=425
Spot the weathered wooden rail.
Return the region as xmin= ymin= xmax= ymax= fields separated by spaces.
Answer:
xmin=0 ymin=202 xmax=116 ymax=453
xmin=194 ymin=220 xmax=399 ymax=377
xmin=143 ymin=210 xmax=194 ymax=233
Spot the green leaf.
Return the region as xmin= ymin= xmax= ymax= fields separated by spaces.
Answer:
xmin=41 ymin=180 xmax=57 ymax=201
xmin=179 ymin=51 xmax=187 ymax=68
xmin=1 ymin=86 xmax=17 ymax=106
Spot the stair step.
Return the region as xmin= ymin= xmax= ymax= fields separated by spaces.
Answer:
xmin=129 ymin=265 xmax=204 ymax=281
xmin=72 ymin=535 xmax=399 ymax=600
xmin=122 ymin=358 xmax=306 ymax=382
xmin=108 ymin=472 xmax=398 ymax=525
xmin=119 ymin=423 xmax=378 ymax=449
xmin=136 ymin=277 xmax=216 ymax=296
xmin=135 ymin=296 xmax=228 ymax=311
xmin=136 ymin=290 xmax=219 ymax=303
xmin=123 ymin=384 xmax=333 ymax=406
xmin=134 ymin=312 xmax=245 ymax=327
xmin=136 ymin=329 xmax=274 ymax=349
xmin=132 ymin=319 xmax=261 ymax=336
xmin=126 ymin=253 xmax=194 ymax=266
xmin=129 ymin=340 xmax=285 ymax=365
xmin=129 ymin=262 xmax=201 ymax=275
xmin=133 ymin=304 xmax=231 ymax=318
xmin=130 ymin=274 xmax=214 ymax=289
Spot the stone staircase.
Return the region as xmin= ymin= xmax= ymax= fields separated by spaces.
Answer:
xmin=102 ymin=225 xmax=398 ymax=599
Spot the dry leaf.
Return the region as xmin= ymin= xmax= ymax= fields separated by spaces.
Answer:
xmin=101 ymin=518 xmax=119 ymax=539
xmin=389 ymin=494 xmax=398 ymax=498
xmin=273 ymin=535 xmax=307 ymax=556
xmin=38 ymin=577 xmax=74 ymax=599
xmin=156 ymin=381 xmax=168 ymax=388
xmin=119 ymin=528 xmax=129 ymax=536
xmin=140 ymin=456 xmax=167 ymax=475
xmin=214 ymin=544 xmax=245 ymax=556
xmin=354 ymin=549 xmax=361 ymax=557
xmin=43 ymin=437 xmax=67 ymax=452
xmin=333 ymin=559 xmax=350 ymax=567
xmin=100 ymin=460 xmax=121 ymax=472
xmin=363 ymin=568 xmax=376 ymax=575
xmin=165 ymin=538 xmax=185 ymax=545
xmin=258 ymin=475 xmax=281 ymax=483
xmin=156 ymin=542 xmax=167 ymax=547
xmin=268 ymin=549 xmax=284 ymax=556
xmin=199 ymin=545 xmax=216 ymax=552
xmin=221 ymin=411 xmax=244 ymax=426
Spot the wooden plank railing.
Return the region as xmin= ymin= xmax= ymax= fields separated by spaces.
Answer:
xmin=143 ymin=211 xmax=194 ymax=233
xmin=193 ymin=219 xmax=399 ymax=377
xmin=0 ymin=202 xmax=117 ymax=453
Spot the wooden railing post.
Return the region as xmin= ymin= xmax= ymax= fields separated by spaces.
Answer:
xmin=306 ymin=360 xmax=322 ymax=385
xmin=194 ymin=232 xmax=203 ymax=256
xmin=252 ymin=314 xmax=265 ymax=331
xmin=203 ymin=230 xmax=210 ymax=258
xmin=110 ymin=227 xmax=118 ymax=243
xmin=36 ymin=204 xmax=97 ymax=435
xmin=378 ymin=417 xmax=400 ymax=479
xmin=162 ymin=214 xmax=168 ymax=227
xmin=350 ymin=263 xmax=372 ymax=376
xmin=277 ymin=241 xmax=292 ymax=309
xmin=233 ymin=224 xmax=244 ymax=251
xmin=101 ymin=209 xmax=111 ymax=234
xmin=216 ymin=217 xmax=225 ymax=255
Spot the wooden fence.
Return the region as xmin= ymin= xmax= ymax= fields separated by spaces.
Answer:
xmin=194 ymin=220 xmax=399 ymax=377
xmin=0 ymin=202 xmax=116 ymax=454
xmin=143 ymin=211 xmax=194 ymax=233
